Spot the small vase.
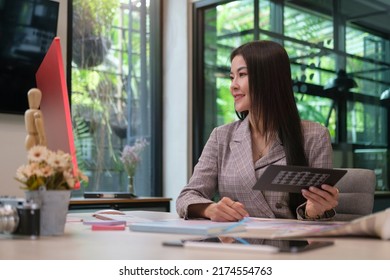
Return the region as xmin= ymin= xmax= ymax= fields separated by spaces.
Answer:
xmin=127 ymin=175 xmax=135 ymax=195
xmin=25 ymin=187 xmax=71 ymax=236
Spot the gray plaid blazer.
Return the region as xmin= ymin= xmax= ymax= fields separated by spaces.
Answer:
xmin=176 ymin=117 xmax=333 ymax=219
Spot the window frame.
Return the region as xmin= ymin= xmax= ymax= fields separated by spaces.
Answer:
xmin=67 ymin=0 xmax=163 ymax=196
xmin=192 ymin=0 xmax=390 ymax=191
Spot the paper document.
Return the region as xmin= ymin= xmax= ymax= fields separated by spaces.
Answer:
xmin=92 ymin=212 xmax=153 ymax=224
xmin=89 ymin=210 xmax=178 ymax=225
xmin=273 ymin=208 xmax=390 ymax=240
xmin=245 ymin=217 xmax=344 ymax=232
xmin=129 ymin=219 xmax=247 ymax=235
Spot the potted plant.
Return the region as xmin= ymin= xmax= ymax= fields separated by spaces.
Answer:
xmin=72 ymin=0 xmax=119 ymax=68
xmin=15 ymin=145 xmax=88 ymax=235
xmin=120 ymin=138 xmax=148 ymax=195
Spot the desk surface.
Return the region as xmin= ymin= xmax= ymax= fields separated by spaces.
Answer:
xmin=1 ymin=211 xmax=389 ymax=260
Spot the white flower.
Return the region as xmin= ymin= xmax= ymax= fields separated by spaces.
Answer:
xmin=47 ymin=150 xmax=68 ymax=170
xmin=15 ymin=145 xmax=88 ymax=190
xmin=27 ymin=145 xmax=49 ymax=163
xmin=15 ymin=165 xmax=29 ymax=181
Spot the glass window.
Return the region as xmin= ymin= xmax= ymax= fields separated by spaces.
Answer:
xmin=194 ymin=0 xmax=389 ymax=191
xmin=258 ymin=0 xmax=271 ymax=31
xmin=346 ymin=26 xmax=390 ymax=96
xmin=216 ymin=77 xmax=236 ymax=126
xmin=216 ymin=0 xmax=253 ymax=37
xmin=71 ymin=0 xmax=161 ymax=197
xmin=295 ymin=93 xmax=336 ymax=142
xmin=346 ymin=26 xmax=386 ymax=59
xmin=347 ymin=101 xmax=387 ymax=146
xmin=202 ymin=1 xmax=254 ymax=141
xmin=284 ymin=6 xmax=333 ymax=48
xmin=286 ymin=41 xmax=336 ymax=86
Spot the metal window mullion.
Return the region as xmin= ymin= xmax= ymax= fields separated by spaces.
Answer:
xmin=140 ymin=0 xmax=149 ymax=137
xmin=149 ymin=0 xmax=163 ymax=196
xmin=126 ymin=0 xmax=134 ymax=142
xmin=254 ymin=0 xmax=259 ymax=40
xmin=269 ymin=0 xmax=283 ymax=45
xmin=333 ymin=0 xmax=347 ymax=144
xmin=333 ymin=0 xmax=346 ymax=70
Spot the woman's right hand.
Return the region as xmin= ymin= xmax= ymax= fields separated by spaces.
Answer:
xmin=204 ymin=197 xmax=249 ymax=222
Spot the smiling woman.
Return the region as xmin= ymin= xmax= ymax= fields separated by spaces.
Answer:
xmin=193 ymin=0 xmax=390 ymax=199
xmin=177 ymin=40 xmax=337 ymax=223
xmin=229 ymin=56 xmax=250 ymax=113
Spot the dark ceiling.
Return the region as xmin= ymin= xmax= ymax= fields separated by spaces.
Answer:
xmin=288 ymin=0 xmax=390 ymax=37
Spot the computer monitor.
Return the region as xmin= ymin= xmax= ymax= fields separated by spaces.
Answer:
xmin=35 ymin=37 xmax=79 ymax=189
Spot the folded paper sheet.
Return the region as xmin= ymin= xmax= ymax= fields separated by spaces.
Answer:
xmin=273 ymin=208 xmax=390 ymax=240
xmin=129 ymin=219 xmax=247 ymax=235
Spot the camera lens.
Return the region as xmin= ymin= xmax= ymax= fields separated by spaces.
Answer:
xmin=16 ymin=202 xmax=40 ymax=237
xmin=0 ymin=205 xmax=20 ymax=234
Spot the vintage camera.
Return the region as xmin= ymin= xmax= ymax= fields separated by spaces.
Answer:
xmin=0 ymin=196 xmax=40 ymax=237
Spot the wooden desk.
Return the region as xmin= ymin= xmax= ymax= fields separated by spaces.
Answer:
xmin=69 ymin=197 xmax=171 ymax=212
xmin=1 ymin=211 xmax=389 ymax=260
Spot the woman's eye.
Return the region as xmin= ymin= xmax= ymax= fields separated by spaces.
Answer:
xmin=239 ymin=72 xmax=247 ymax=77
xmin=229 ymin=76 xmax=234 ymax=80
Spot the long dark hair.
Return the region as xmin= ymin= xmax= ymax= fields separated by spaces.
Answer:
xmin=230 ymin=40 xmax=308 ymax=167
xmin=231 ymin=41 xmax=307 ymax=213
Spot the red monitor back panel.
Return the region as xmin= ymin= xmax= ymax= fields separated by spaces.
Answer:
xmin=36 ymin=37 xmax=79 ymax=188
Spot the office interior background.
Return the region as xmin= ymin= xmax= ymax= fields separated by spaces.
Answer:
xmin=0 ymin=0 xmax=389 ymax=212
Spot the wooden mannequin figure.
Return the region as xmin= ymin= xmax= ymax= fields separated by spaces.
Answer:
xmin=25 ymin=88 xmax=47 ymax=150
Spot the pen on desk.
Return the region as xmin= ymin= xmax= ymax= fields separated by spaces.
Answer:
xmin=66 ymin=218 xmax=84 ymax=223
xmin=221 ymin=217 xmax=250 ymax=233
xmin=234 ymin=237 xmax=250 ymax=245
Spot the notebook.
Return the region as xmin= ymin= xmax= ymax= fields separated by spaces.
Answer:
xmin=129 ymin=219 xmax=247 ymax=235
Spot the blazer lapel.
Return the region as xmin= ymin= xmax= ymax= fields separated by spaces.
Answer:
xmin=230 ymin=118 xmax=256 ymax=187
xmin=255 ymin=138 xmax=286 ymax=169
xmin=230 ymin=118 xmax=275 ymax=218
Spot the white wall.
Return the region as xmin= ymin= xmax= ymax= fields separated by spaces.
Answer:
xmin=0 ymin=0 xmax=192 ymax=214
xmin=0 ymin=114 xmax=26 ymax=197
xmin=162 ymin=0 xmax=191 ymax=211
xmin=0 ymin=0 xmax=68 ymax=197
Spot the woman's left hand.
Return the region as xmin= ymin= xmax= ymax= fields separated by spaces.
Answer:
xmin=301 ymin=184 xmax=339 ymax=218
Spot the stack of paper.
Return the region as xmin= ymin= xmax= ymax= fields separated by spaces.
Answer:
xmin=273 ymin=208 xmax=390 ymax=240
xmin=89 ymin=213 xmax=154 ymax=225
xmin=129 ymin=219 xmax=247 ymax=235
